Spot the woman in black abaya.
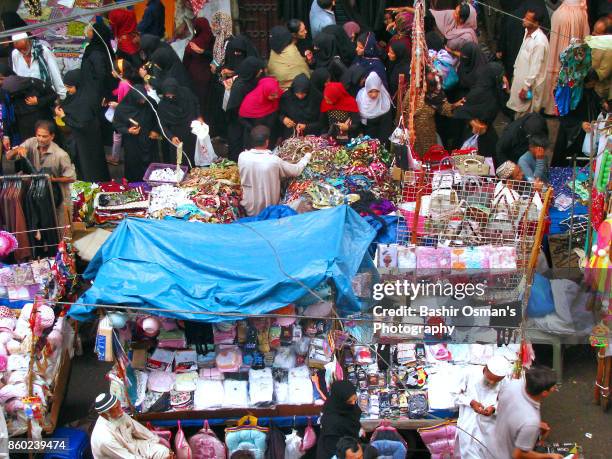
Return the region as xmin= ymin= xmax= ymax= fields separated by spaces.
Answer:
xmin=313 ymin=32 xmax=338 ymax=70
xmin=387 ymin=41 xmax=411 ymax=99
xmin=316 ymin=381 xmax=362 ymax=459
xmin=322 ymin=24 xmax=357 ymax=67
xmin=158 ymin=78 xmax=201 ymax=167
xmin=279 ymin=73 xmax=321 ymax=139
xmin=225 ymin=57 xmax=266 ymax=160
xmin=113 ymin=85 xmax=161 ymax=182
xmin=150 ymin=47 xmax=194 ymax=91
xmin=56 ymin=70 xmax=110 ymax=182
xmin=82 ymin=22 xmax=117 ymax=104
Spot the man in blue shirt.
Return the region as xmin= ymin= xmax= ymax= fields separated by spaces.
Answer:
xmin=310 ymin=0 xmax=336 ymax=38
xmin=138 ymin=0 xmax=165 ymax=38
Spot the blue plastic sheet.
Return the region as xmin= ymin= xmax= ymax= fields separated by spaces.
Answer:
xmin=69 ymin=206 xmax=376 ymax=322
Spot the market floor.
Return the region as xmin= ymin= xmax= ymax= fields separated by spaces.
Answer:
xmin=57 ymin=343 xmax=611 ymax=458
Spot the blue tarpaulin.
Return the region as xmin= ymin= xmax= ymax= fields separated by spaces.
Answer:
xmin=69 ymin=206 xmax=376 ymax=322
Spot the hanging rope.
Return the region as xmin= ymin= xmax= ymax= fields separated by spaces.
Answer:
xmin=407 ymin=0 xmax=429 ymax=149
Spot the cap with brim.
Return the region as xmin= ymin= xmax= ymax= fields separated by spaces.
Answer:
xmin=486 ymin=355 xmax=510 ymax=377
xmin=11 ymin=33 xmax=29 ymax=42
xmin=95 ymin=393 xmax=118 ymax=413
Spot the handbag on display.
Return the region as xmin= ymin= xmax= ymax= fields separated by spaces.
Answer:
xmin=423 ymin=145 xmax=452 ymax=170
xmin=418 ymin=421 xmax=457 ymax=459
xmin=452 ymin=154 xmax=490 ymax=176
xmin=189 ymin=420 xmax=227 ymax=459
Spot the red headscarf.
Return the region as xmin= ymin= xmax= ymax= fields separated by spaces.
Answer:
xmin=191 ymin=17 xmax=213 ymax=50
xmin=320 ymin=82 xmax=359 ymax=113
xmin=108 ymin=9 xmax=138 ymax=55
xmin=239 ymin=77 xmax=282 ymax=118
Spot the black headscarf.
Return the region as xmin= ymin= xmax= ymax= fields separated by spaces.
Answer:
xmin=158 ymin=78 xmax=200 ymax=126
xmin=322 ymin=25 xmax=356 ymax=66
xmin=269 ymin=26 xmax=292 ymax=54
xmin=426 ymin=30 xmax=445 ymax=51
xmin=388 ymin=41 xmax=411 ymax=97
xmin=61 ymin=70 xmax=97 ymax=126
xmin=496 ymin=112 xmax=548 ymax=163
xmin=328 ymin=57 xmax=348 ymax=83
xmin=140 ymin=34 xmax=164 ymax=60
xmin=226 ymin=57 xmax=266 ymax=113
xmin=84 ymin=22 xmax=115 ymax=62
xmin=113 ymin=85 xmax=158 ymax=140
xmin=454 ymin=62 xmax=505 ymax=123
xmin=318 ymin=380 xmax=361 ymax=457
xmin=457 ymin=42 xmax=488 ymax=90
xmin=314 ymin=32 xmax=338 ymax=69
xmin=224 ymin=34 xmax=259 ymax=71
xmin=310 ymin=67 xmax=330 ymax=115
xmin=150 ymin=47 xmax=193 ymax=90
xmin=342 ymin=63 xmax=368 ymax=97
xmin=279 ymin=73 xmax=316 ymax=123
xmin=0 ymin=63 xmax=15 ymax=77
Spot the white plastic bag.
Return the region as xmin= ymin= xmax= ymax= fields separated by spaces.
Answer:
xmin=191 ymin=121 xmax=218 ymax=166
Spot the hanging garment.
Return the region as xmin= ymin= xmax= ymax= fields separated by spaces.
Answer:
xmin=553 ymin=42 xmax=591 ymax=116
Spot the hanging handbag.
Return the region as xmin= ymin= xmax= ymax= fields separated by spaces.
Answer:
xmin=452 ymin=154 xmax=490 ymax=176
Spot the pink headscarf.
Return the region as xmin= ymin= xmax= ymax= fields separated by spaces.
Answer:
xmin=239 ymin=77 xmax=282 ymax=118
xmin=343 ymin=21 xmax=361 ymax=39
xmin=430 ymin=4 xmax=478 ymax=50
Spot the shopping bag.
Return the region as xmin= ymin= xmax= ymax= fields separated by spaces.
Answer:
xmin=195 ymin=135 xmax=218 ymax=166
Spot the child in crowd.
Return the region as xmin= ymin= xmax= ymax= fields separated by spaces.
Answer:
xmin=496 ymin=135 xmax=549 ymax=186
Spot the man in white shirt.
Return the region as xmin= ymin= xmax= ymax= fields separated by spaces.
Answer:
xmin=485 ymin=367 xmax=563 ymax=459
xmin=507 ymin=9 xmax=549 ymax=118
xmin=10 ymin=32 xmax=66 ymax=99
xmin=453 ymin=355 xmax=510 ymax=458
xmin=90 ymin=393 xmax=173 ymax=459
xmin=238 ymin=125 xmax=311 ymax=216
xmin=310 ymin=0 xmax=336 ymax=39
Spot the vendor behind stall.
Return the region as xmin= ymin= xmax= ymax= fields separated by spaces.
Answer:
xmin=4 ymin=119 xmax=76 ymax=226
xmin=238 ymin=125 xmax=311 ymax=216
xmin=90 ymin=393 xmax=173 ymax=459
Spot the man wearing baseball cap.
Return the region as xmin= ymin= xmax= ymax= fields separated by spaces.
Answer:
xmin=453 ymin=355 xmax=510 ymax=458
xmin=90 ymin=393 xmax=173 ymax=459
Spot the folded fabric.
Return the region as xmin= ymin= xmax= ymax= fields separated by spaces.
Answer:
xmin=288 ymin=366 xmax=313 ymax=405
xmin=249 ymin=368 xmax=274 ymax=406
xmin=147 ymin=370 xmax=176 ymax=393
xmin=223 ymin=379 xmax=249 ymax=407
xmin=194 ymin=379 xmax=225 ymax=409
xmin=174 ymin=371 xmax=198 ymax=392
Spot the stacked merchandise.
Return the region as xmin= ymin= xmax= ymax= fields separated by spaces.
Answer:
xmin=0 ymin=242 xmax=78 ymax=436
xmin=279 ymin=136 xmax=398 ymax=207
xmin=71 ymin=161 xmax=243 ymax=227
xmin=0 ymin=258 xmax=55 ymax=303
xmin=347 ymin=343 xmax=518 ymax=420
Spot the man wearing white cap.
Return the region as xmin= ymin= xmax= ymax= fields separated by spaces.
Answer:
xmin=452 ymin=355 xmax=510 ymax=458
xmin=10 ymin=32 xmax=66 ymax=99
xmin=90 ymin=393 xmax=173 ymax=459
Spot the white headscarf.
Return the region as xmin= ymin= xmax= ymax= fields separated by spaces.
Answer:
xmin=357 ymin=72 xmax=392 ymax=125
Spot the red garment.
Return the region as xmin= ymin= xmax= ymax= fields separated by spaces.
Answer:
xmin=109 ymin=9 xmax=139 ymax=55
xmin=183 ymin=18 xmax=214 ymax=119
xmin=239 ymin=77 xmax=282 ymax=118
xmin=320 ymin=82 xmax=359 ymax=113
xmin=190 ymin=17 xmax=213 ymax=50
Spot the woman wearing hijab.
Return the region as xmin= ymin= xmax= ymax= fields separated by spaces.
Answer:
xmin=342 ymin=63 xmax=368 ymax=97
xmin=223 ymin=35 xmax=260 ymax=74
xmin=316 ymin=381 xmax=361 ymax=459
xmin=226 ymin=57 xmax=266 ymax=160
xmin=82 ymin=22 xmax=117 ymax=105
xmin=320 ymin=81 xmax=361 ymax=144
xmin=158 ymin=78 xmax=201 ymax=166
xmin=108 ymin=8 xmax=139 ymax=63
xmin=113 ymin=85 xmax=161 ymax=182
xmin=56 ymin=70 xmax=110 ymax=182
xmin=329 ymin=57 xmax=349 ymax=83
xmin=388 ymin=11 xmax=413 ymax=53
xmin=1 ymin=72 xmax=57 ymax=143
xmin=495 ymin=112 xmax=548 ymax=165
xmin=343 ymin=21 xmax=361 ymax=44
xmin=357 ymin=72 xmax=394 ymax=144
xmin=139 ymin=34 xmax=171 ymax=65
xmin=454 ymin=62 xmax=506 ymax=156
xmin=268 ymin=25 xmax=310 ymax=90
xmin=239 ymin=77 xmax=283 ymax=148
xmin=210 ymin=11 xmax=234 ymax=73
xmin=279 ymin=73 xmax=321 ymax=139
xmin=457 ymin=42 xmax=488 ymax=92
xmin=322 ymin=24 xmax=357 ymax=67
xmin=430 ymin=3 xmax=478 ymax=51
xmin=354 ymin=32 xmax=388 ymax=87
xmin=387 ymin=41 xmax=411 ymax=99
xmin=150 ymin=47 xmax=194 ymax=92
xmin=310 ymin=67 xmax=331 ymax=114
xmin=183 ymin=18 xmax=214 ymax=119
xmin=313 ymin=32 xmax=338 ymax=70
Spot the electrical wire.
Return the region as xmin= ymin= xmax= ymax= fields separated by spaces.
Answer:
xmin=7 ymin=225 xmax=70 ymax=235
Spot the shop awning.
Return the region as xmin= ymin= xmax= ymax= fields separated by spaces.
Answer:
xmin=69 ymin=206 xmax=376 ymax=322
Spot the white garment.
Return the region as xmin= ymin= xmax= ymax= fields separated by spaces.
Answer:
xmin=223 ymin=379 xmax=249 ymax=407
xmin=194 ymin=379 xmax=225 ymax=409
xmin=288 ymin=366 xmax=313 ymax=405
xmin=249 ymin=368 xmax=274 ymax=405
xmin=0 ymin=407 xmax=7 ymax=459
xmin=11 ymin=45 xmax=67 ymax=99
xmin=507 ymin=28 xmax=549 ymax=114
xmin=238 ymin=148 xmax=309 ymax=216
xmin=357 ymin=72 xmax=392 ymax=125
xmin=91 ymin=414 xmax=170 ymax=459
xmin=452 ymin=365 xmax=505 ymax=459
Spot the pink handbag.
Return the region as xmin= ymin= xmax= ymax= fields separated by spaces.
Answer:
xmin=175 ymin=420 xmax=193 ymax=459
xmin=418 ymin=422 xmax=457 ymax=459
xmin=300 ymin=417 xmax=317 ymax=452
xmin=146 ymin=423 xmax=172 ymax=449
